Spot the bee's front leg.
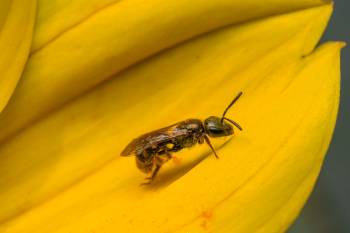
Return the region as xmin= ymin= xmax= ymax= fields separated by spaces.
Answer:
xmin=204 ymin=134 xmax=219 ymax=159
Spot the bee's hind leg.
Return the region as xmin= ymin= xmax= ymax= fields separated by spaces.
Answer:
xmin=142 ymin=153 xmax=170 ymax=185
xmin=141 ymin=165 xmax=162 ymax=185
xmin=151 ymin=164 xmax=162 ymax=180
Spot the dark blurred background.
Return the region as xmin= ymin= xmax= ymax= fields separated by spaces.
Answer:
xmin=288 ymin=0 xmax=349 ymax=232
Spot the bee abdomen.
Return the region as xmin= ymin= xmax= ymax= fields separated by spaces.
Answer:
xmin=135 ymin=156 xmax=153 ymax=174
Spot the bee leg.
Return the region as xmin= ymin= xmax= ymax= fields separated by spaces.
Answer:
xmin=152 ymin=154 xmax=170 ymax=178
xmin=141 ymin=164 xmax=162 ymax=185
xmin=204 ymin=134 xmax=219 ymax=159
xmin=165 ymin=149 xmax=172 ymax=159
xmin=142 ymin=154 xmax=168 ymax=184
xmin=151 ymin=164 xmax=162 ymax=180
xmin=165 ymin=150 xmax=181 ymax=164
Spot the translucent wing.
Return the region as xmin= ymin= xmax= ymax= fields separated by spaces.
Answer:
xmin=120 ymin=122 xmax=189 ymax=156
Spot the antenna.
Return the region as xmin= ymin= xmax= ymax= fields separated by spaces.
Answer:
xmin=220 ymin=91 xmax=243 ymax=130
xmin=222 ymin=117 xmax=242 ymax=131
xmin=221 ymin=91 xmax=243 ymax=120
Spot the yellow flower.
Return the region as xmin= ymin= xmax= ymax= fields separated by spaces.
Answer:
xmin=0 ymin=0 xmax=344 ymax=233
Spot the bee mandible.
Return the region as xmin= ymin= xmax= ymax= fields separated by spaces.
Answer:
xmin=121 ymin=91 xmax=243 ymax=184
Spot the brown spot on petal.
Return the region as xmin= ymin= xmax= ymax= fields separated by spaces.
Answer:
xmin=200 ymin=210 xmax=214 ymax=230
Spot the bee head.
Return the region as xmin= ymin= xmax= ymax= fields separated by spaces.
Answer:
xmin=204 ymin=116 xmax=235 ymax=137
xmin=204 ymin=91 xmax=243 ymax=137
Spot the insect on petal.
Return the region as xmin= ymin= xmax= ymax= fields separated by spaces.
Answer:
xmin=0 ymin=1 xmax=343 ymax=233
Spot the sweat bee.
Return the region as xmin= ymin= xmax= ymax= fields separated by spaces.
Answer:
xmin=121 ymin=91 xmax=243 ymax=184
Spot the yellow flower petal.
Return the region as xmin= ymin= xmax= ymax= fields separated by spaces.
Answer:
xmin=33 ymin=0 xmax=328 ymax=52
xmin=0 ymin=0 xmax=328 ymax=142
xmin=0 ymin=0 xmax=36 ymax=112
xmin=179 ymin=42 xmax=343 ymax=233
xmin=0 ymin=2 xmax=343 ymax=233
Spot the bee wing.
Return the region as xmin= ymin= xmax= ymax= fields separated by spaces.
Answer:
xmin=120 ymin=123 xmax=189 ymax=157
xmin=120 ymin=137 xmax=145 ymax=156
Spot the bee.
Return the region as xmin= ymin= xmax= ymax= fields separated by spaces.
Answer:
xmin=121 ymin=91 xmax=243 ymax=184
